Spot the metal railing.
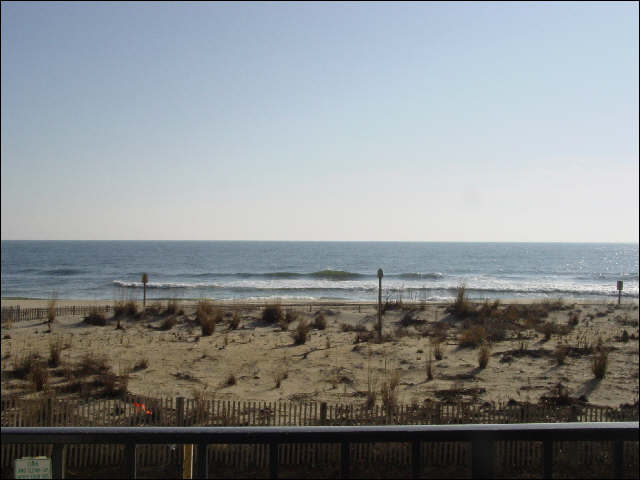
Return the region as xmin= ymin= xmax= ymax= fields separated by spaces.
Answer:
xmin=3 ymin=422 xmax=638 ymax=479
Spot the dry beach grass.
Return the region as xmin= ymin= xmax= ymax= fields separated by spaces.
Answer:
xmin=1 ymin=295 xmax=639 ymax=410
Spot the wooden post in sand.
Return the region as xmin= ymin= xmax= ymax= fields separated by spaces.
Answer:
xmin=377 ymin=269 xmax=384 ymax=340
xmin=142 ymin=273 xmax=149 ymax=309
xmin=617 ymin=280 xmax=623 ymax=305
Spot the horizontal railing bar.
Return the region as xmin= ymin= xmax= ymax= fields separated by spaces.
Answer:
xmin=3 ymin=423 xmax=638 ymax=445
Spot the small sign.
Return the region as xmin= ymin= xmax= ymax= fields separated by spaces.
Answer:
xmin=617 ymin=280 xmax=623 ymax=291
xmin=14 ymin=457 xmax=51 ymax=479
xmin=377 ymin=268 xmax=384 ymax=279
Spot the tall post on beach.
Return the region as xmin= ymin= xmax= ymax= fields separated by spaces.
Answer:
xmin=142 ymin=273 xmax=149 ymax=309
xmin=377 ymin=268 xmax=383 ymax=340
xmin=617 ymin=280 xmax=623 ymax=305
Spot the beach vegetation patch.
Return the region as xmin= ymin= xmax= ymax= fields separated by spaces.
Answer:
xmin=48 ymin=336 xmax=63 ymax=367
xmin=592 ymin=349 xmax=608 ymax=379
xmin=166 ymin=299 xmax=178 ymax=315
xmin=554 ymin=343 xmax=569 ymax=365
xmin=380 ymin=370 xmax=400 ymax=412
xmin=12 ymin=352 xmax=40 ymax=380
xmin=459 ymin=325 xmax=487 ymax=348
xmin=478 ymin=343 xmax=491 ymax=369
xmin=28 ymin=362 xmax=49 ymax=391
xmin=84 ymin=308 xmax=107 ymax=326
xmin=292 ymin=319 xmax=310 ymax=345
xmin=227 ymin=312 xmax=241 ymax=330
xmin=263 ymin=303 xmax=284 ymax=324
xmin=312 ymin=313 xmax=327 ymax=330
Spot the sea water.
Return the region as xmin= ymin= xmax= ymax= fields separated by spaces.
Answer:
xmin=1 ymin=241 xmax=637 ymax=301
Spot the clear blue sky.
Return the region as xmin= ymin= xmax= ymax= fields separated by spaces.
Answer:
xmin=1 ymin=1 xmax=638 ymax=241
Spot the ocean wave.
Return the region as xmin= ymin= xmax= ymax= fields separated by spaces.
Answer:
xmin=397 ymin=272 xmax=444 ymax=280
xmin=310 ymin=270 xmax=363 ymax=280
xmin=111 ymin=279 xmax=638 ymax=297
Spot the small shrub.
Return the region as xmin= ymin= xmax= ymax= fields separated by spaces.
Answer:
xmin=49 ymin=337 xmax=63 ymax=367
xmin=263 ymin=303 xmax=284 ymax=324
xmin=227 ymin=312 xmax=241 ymax=330
xmin=426 ymin=354 xmax=433 ymax=380
xmin=77 ymin=353 xmax=110 ymax=376
xmin=166 ymin=299 xmax=178 ymax=314
xmin=364 ymin=389 xmax=377 ymax=409
xmin=380 ymin=371 xmax=400 ymax=411
xmin=459 ymin=325 xmax=486 ymax=348
xmin=592 ymin=350 xmax=608 ymax=379
xmin=28 ymin=362 xmax=49 ymax=391
xmin=313 ymin=313 xmax=327 ymax=330
xmin=196 ymin=299 xmax=214 ymax=319
xmin=285 ymin=309 xmax=298 ymax=325
xmin=97 ymin=371 xmax=128 ymax=397
xmin=47 ymin=298 xmax=56 ymax=329
xmin=160 ymin=316 xmax=177 ymax=331
xmin=400 ymin=310 xmax=424 ymax=327
xmin=621 ymin=330 xmax=629 ymax=342
xmin=273 ymin=369 xmax=286 ymax=388
xmin=478 ymin=343 xmax=491 ymax=369
xmin=84 ymin=308 xmax=107 ymax=326
xmin=568 ymin=312 xmax=580 ymax=327
xmin=432 ymin=338 xmax=444 ymax=360
xmin=292 ymin=319 xmax=310 ymax=345
xmin=200 ymin=314 xmax=216 ymax=336
xmin=224 ymin=373 xmax=237 ymax=386
xmin=554 ymin=343 xmax=569 ymax=365
xmin=541 ymin=322 xmax=555 ymax=341
xmin=446 ymin=284 xmax=474 ymax=318
xmin=13 ymin=352 xmax=39 ymax=379
xmin=124 ymin=300 xmax=138 ymax=317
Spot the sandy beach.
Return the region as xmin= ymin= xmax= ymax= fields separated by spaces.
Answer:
xmin=1 ymin=297 xmax=638 ymax=409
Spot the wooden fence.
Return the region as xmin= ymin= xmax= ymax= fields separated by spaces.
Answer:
xmin=0 ymin=302 xmax=378 ymax=326
xmin=2 ymin=394 xmax=638 ymax=476
xmin=1 ymin=305 xmax=114 ymax=324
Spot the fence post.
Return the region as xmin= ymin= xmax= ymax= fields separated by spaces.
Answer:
xmin=124 ymin=443 xmax=136 ymax=478
xmin=613 ymin=440 xmax=624 ymax=479
xmin=52 ymin=444 xmax=66 ymax=479
xmin=320 ymin=403 xmax=327 ymax=425
xmin=269 ymin=442 xmax=279 ymax=479
xmin=341 ymin=441 xmax=350 ymax=479
xmin=411 ymin=439 xmax=422 ymax=479
xmin=194 ymin=442 xmax=208 ymax=479
xmin=472 ymin=436 xmax=495 ymax=478
xmin=177 ymin=397 xmax=185 ymax=426
xmin=543 ymin=439 xmax=552 ymax=479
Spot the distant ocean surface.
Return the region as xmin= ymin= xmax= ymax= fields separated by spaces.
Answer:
xmin=1 ymin=241 xmax=638 ymax=302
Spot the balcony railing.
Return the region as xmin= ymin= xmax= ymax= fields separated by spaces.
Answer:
xmin=2 ymin=422 xmax=638 ymax=479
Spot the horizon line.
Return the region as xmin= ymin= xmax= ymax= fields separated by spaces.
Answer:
xmin=1 ymin=239 xmax=638 ymax=244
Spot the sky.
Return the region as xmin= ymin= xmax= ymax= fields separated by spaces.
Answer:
xmin=1 ymin=1 xmax=638 ymax=242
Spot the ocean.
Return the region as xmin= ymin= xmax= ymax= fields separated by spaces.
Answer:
xmin=1 ymin=241 xmax=638 ymax=302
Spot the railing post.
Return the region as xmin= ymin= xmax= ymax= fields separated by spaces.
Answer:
xmin=320 ymin=402 xmax=327 ymax=425
xmin=124 ymin=442 xmax=136 ymax=478
xmin=613 ymin=440 xmax=624 ymax=479
xmin=269 ymin=442 xmax=279 ymax=479
xmin=543 ymin=439 xmax=553 ymax=479
xmin=52 ymin=444 xmax=66 ymax=479
xmin=472 ymin=436 xmax=495 ymax=479
xmin=411 ymin=439 xmax=422 ymax=479
xmin=194 ymin=442 xmax=208 ymax=479
xmin=341 ymin=441 xmax=350 ymax=479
